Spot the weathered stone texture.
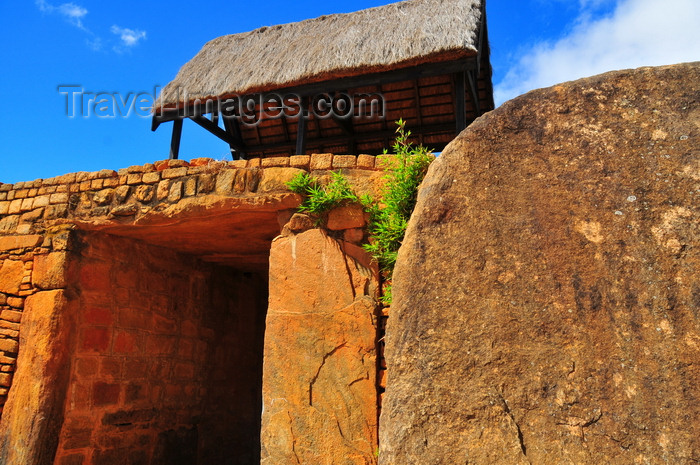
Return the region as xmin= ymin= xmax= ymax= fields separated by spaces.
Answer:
xmin=262 ymin=229 xmax=379 ymax=465
xmin=0 ymin=290 xmax=77 ymax=465
xmin=0 ymin=260 xmax=25 ymax=295
xmin=32 ymin=252 xmax=69 ymax=290
xmin=381 ymin=63 xmax=700 ymax=464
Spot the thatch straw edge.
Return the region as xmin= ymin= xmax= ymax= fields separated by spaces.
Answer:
xmin=157 ymin=0 xmax=483 ymax=109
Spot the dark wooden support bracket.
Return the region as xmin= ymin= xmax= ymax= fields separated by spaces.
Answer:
xmin=190 ymin=115 xmax=247 ymax=155
xmin=169 ymin=119 xmax=183 ymax=159
xmin=296 ymin=97 xmax=309 ymax=155
xmin=455 ymin=71 xmax=467 ymax=134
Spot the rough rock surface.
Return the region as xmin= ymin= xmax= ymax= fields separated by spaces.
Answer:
xmin=380 ymin=63 xmax=700 ymax=464
xmin=0 ymin=290 xmax=77 ymax=465
xmin=262 ymin=228 xmax=379 ymax=465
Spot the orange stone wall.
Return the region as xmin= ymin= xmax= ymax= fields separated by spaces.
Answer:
xmin=0 ymin=233 xmax=62 ymax=417
xmin=0 ymin=155 xmax=390 ymax=464
xmin=53 ymin=231 xmax=268 ymax=465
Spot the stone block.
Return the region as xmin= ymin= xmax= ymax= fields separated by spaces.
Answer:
xmin=162 ymin=167 xmax=188 ymax=179
xmin=258 ymin=168 xmax=305 ymax=193
xmin=168 ymin=181 xmax=183 ymax=202
xmin=114 ymin=185 xmax=130 ymax=203
xmin=357 ymin=155 xmax=376 ymax=169
xmin=327 ymin=204 xmax=367 ymax=230
xmin=8 ymin=199 xmax=22 ymax=215
xmin=126 ymin=174 xmax=142 ymax=185
xmin=190 ymin=157 xmax=214 ymax=167
xmin=0 ymin=338 xmax=19 ymax=354
xmin=0 ymin=260 xmax=24 ymax=295
xmin=332 ymin=155 xmax=357 ymax=169
xmin=289 ymin=155 xmax=311 ymax=170
xmin=134 ymin=185 xmax=154 ymax=203
xmin=142 ymin=172 xmax=160 ymax=184
xmin=0 ymin=310 xmax=22 ymax=323
xmin=156 ymin=180 xmax=170 ymax=200
xmin=92 ymin=382 xmax=120 ymax=406
xmin=0 ymin=235 xmax=42 ymax=251
xmin=261 ymin=157 xmax=290 ymax=168
xmin=215 ymin=169 xmax=237 ymax=194
xmin=310 ymin=153 xmax=333 ymax=170
xmin=80 ymin=328 xmax=111 ymax=353
xmin=49 ymin=193 xmax=69 ymax=205
xmin=33 ymin=252 xmax=68 ymax=289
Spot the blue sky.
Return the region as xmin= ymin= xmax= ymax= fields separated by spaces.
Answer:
xmin=1 ymin=0 xmax=698 ymax=184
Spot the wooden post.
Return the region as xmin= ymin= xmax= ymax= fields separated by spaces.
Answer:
xmin=169 ymin=119 xmax=183 ymax=159
xmin=296 ymin=97 xmax=308 ymax=155
xmin=455 ymin=71 xmax=467 ymax=134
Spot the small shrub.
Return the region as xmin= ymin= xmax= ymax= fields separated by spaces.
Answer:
xmin=362 ymin=119 xmax=433 ymax=302
xmin=287 ymin=119 xmax=433 ymax=304
xmin=287 ymin=170 xmax=358 ymax=217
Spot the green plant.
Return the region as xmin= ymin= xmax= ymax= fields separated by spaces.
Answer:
xmin=287 ymin=170 xmax=358 ymax=216
xmin=287 ymin=119 xmax=433 ymax=304
xmin=362 ymin=119 xmax=433 ymax=303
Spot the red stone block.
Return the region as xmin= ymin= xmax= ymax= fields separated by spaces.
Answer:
xmin=180 ymin=320 xmax=198 ymax=337
xmin=151 ymin=360 xmax=171 ymax=379
xmin=80 ymin=290 xmax=110 ymax=308
xmin=68 ymin=382 xmax=91 ymax=411
xmin=113 ymin=287 xmax=130 ymax=306
xmin=173 ymin=362 xmax=196 ymax=380
xmin=84 ymin=307 xmax=112 ymax=326
xmin=80 ymin=327 xmax=111 ymax=353
xmin=74 ymin=357 xmax=99 ymax=378
xmin=117 ymin=307 xmax=150 ymax=329
xmin=114 ymin=266 xmax=139 ymax=289
xmin=177 ymin=338 xmax=195 ymax=359
xmin=113 ymin=330 xmax=139 ymax=354
xmin=164 ymin=384 xmax=182 ymax=406
xmin=78 ymin=262 xmax=111 ymax=291
xmin=125 ymin=382 xmax=148 ymax=403
xmin=123 ymin=358 xmax=149 ymax=379
xmin=92 ymin=381 xmax=120 ymax=406
xmin=149 ymin=293 xmax=170 ymax=313
xmin=150 ymin=384 xmax=163 ymax=404
xmin=153 ymin=160 xmax=169 ymax=171
xmin=57 ymin=453 xmax=85 ymax=465
xmin=99 ymin=358 xmax=122 ymax=379
xmin=60 ymin=415 xmax=94 ymax=450
xmin=145 ymin=334 xmax=177 ymax=356
xmin=152 ymin=313 xmax=177 ymax=334
xmin=183 ymin=383 xmax=198 ymax=399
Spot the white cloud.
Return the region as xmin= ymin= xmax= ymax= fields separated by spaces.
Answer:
xmin=86 ymin=37 xmax=103 ymax=51
xmin=36 ymin=0 xmax=51 ymax=12
xmin=111 ymin=25 xmax=147 ymax=48
xmin=58 ymin=3 xmax=88 ymax=29
xmin=494 ymin=0 xmax=700 ymax=105
xmin=35 ymin=0 xmax=88 ymax=30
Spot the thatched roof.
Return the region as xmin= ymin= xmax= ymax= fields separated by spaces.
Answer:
xmin=158 ymin=0 xmax=483 ymax=109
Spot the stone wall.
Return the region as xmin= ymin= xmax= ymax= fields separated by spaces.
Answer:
xmin=0 ymin=154 xmax=384 ymax=238
xmin=0 ymin=154 xmax=387 ymax=464
xmin=0 ymin=234 xmax=46 ymax=414
xmin=50 ymin=232 xmax=268 ymax=464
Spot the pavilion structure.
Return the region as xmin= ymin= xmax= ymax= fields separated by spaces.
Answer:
xmin=152 ymin=0 xmax=494 ymax=159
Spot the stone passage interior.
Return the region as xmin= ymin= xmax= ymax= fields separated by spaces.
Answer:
xmin=53 ymin=220 xmax=275 ymax=464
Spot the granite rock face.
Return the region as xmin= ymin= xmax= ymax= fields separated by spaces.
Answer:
xmin=262 ymin=228 xmax=379 ymax=465
xmin=380 ymin=63 xmax=700 ymax=464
